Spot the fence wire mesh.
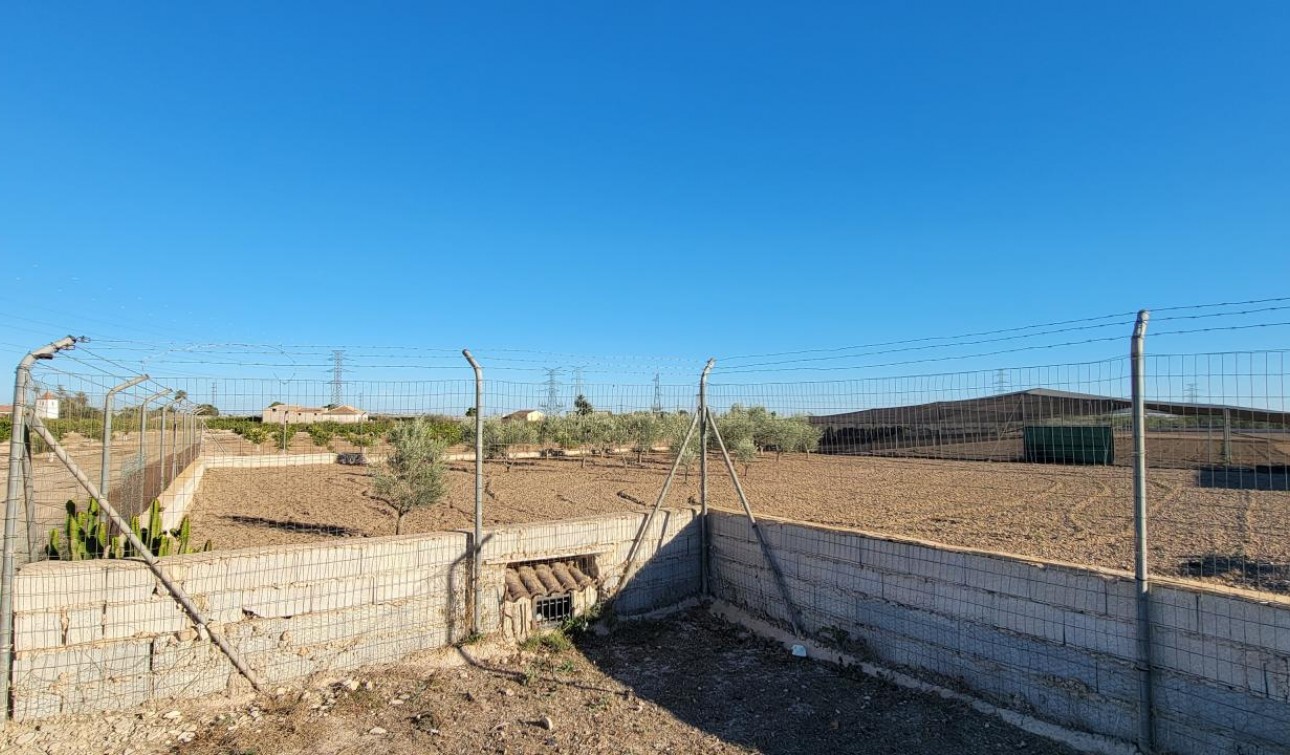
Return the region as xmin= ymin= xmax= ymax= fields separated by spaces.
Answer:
xmin=1 ymin=310 xmax=1288 ymax=750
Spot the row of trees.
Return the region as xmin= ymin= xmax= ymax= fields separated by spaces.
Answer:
xmin=463 ymin=405 xmax=820 ymax=472
xmin=206 ymin=406 xmax=818 ymax=474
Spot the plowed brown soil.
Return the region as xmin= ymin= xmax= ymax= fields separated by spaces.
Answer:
xmin=189 ymin=450 xmax=1290 ymax=591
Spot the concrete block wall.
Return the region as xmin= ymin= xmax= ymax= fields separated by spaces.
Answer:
xmin=708 ymin=511 xmax=1290 ymax=755
xmin=10 ymin=509 xmax=700 ymax=721
xmin=477 ymin=508 xmax=700 ymax=628
xmin=11 ymin=532 xmax=468 ymax=720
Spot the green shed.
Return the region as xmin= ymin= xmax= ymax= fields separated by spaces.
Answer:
xmin=1023 ymin=426 xmax=1114 ymax=465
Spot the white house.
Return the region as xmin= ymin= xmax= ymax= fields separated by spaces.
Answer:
xmin=502 ymin=409 xmax=546 ymax=423
xmin=35 ymin=392 xmax=59 ymax=420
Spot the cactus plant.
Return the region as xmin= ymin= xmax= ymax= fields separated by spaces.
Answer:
xmin=46 ymin=499 xmax=211 ymax=560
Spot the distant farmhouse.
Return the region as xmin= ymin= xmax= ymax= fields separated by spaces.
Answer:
xmin=502 ymin=409 xmax=546 ymax=423
xmin=35 ymin=392 xmax=60 ymax=420
xmin=262 ymin=403 xmax=369 ymax=424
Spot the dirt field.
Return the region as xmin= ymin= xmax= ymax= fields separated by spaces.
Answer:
xmin=189 ymin=448 xmax=1290 ymax=593
xmin=0 ymin=609 xmax=1077 ymax=755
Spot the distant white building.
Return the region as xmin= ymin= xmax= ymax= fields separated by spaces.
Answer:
xmin=502 ymin=409 xmax=546 ymax=423
xmin=261 ymin=404 xmax=369 ymax=424
xmin=35 ymin=392 xmax=59 ymax=420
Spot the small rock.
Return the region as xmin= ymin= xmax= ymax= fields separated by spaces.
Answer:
xmin=344 ymin=679 xmax=360 ymax=692
xmin=464 ymin=691 xmax=476 ymax=702
xmin=503 ymin=688 xmax=515 ymax=697
xmin=14 ymin=732 xmax=37 ymax=745
xmin=390 ymin=699 xmax=404 ymax=706
xmin=539 ymin=715 xmax=554 ymax=731
xmin=162 ymin=710 xmax=182 ymax=721
xmin=368 ymin=727 xmax=388 ymax=735
xmin=364 ymin=681 xmax=374 ymax=691
xmin=176 ymin=731 xmax=196 ymax=744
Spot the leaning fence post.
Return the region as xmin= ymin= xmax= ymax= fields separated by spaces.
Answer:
xmin=1131 ymin=309 xmax=1154 ymax=754
xmin=462 ymin=350 xmax=485 ymax=638
xmin=698 ymin=358 xmax=715 ymax=597
xmin=20 ymin=420 xmax=37 ymax=562
xmin=100 ymin=375 xmax=148 ymax=508
xmin=26 ymin=415 xmax=264 ymax=693
xmin=2 ymin=336 xmax=79 ymax=724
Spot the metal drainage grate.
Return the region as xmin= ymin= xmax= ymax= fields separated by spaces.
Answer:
xmin=504 ymin=558 xmax=596 ymax=628
xmin=534 ymin=594 xmax=574 ymax=626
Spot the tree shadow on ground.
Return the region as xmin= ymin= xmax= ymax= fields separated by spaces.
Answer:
xmin=219 ymin=514 xmax=362 ymax=537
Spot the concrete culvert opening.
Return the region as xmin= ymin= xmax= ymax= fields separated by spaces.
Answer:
xmin=501 ymin=557 xmax=599 ymax=640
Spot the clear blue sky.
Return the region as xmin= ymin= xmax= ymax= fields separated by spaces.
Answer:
xmin=2 ymin=2 xmax=1288 ymax=389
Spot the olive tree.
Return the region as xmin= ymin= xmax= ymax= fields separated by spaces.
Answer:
xmin=370 ymin=419 xmax=449 ymax=534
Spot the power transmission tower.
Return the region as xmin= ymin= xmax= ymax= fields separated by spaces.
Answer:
xmin=541 ymin=368 xmax=564 ymax=415
xmin=331 ymin=350 xmax=345 ymax=406
xmin=1185 ymin=383 xmax=1199 ymax=403
xmin=994 ymin=369 xmax=1012 ymax=393
xmin=572 ymin=366 xmax=586 ymax=401
xmin=210 ymin=382 xmax=218 ymax=410
xmin=652 ymin=372 xmax=663 ymax=414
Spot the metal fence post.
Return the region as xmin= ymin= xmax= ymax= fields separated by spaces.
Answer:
xmin=698 ymin=358 xmax=715 ymax=597
xmin=2 ymin=336 xmax=79 ymax=724
xmin=137 ymin=389 xmax=171 ymax=510
xmin=1131 ymin=309 xmax=1154 ymax=754
xmin=100 ymin=375 xmax=148 ymax=507
xmin=159 ymin=400 xmax=170 ymax=491
xmin=462 ymin=350 xmax=484 ymax=637
xmin=169 ymin=406 xmax=180 ymax=483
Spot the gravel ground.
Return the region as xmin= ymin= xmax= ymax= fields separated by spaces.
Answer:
xmin=189 ymin=451 xmax=1290 ymax=591
xmin=0 ymin=609 xmax=1079 ymax=755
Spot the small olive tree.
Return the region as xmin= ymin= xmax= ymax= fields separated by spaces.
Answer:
xmin=371 ymin=419 xmax=449 ymax=534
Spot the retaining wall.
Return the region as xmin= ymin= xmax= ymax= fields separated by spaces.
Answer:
xmin=708 ymin=511 xmax=1290 ymax=755
xmin=9 ymin=508 xmax=700 ymax=720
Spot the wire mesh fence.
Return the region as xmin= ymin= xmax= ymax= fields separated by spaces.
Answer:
xmin=1 ymin=305 xmax=1288 ymax=750
xmin=4 ymin=331 xmax=1288 ymax=588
